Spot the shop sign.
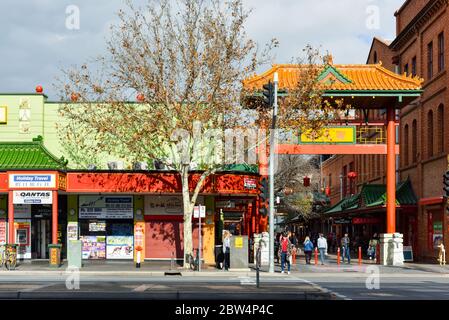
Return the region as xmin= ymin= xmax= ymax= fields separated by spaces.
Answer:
xmin=215 ymin=200 xmax=235 ymax=208
xmin=106 ymin=236 xmax=134 ymax=259
xmin=235 ymin=236 xmax=243 ymax=248
xmin=333 ymin=218 xmax=351 ymax=224
xmin=13 ymin=190 xmax=52 ymax=204
xmin=244 ymin=178 xmax=257 ymax=190
xmin=299 ymin=126 xmax=356 ymax=144
xmin=79 ymin=196 xmax=133 ymax=219
xmin=352 ymin=217 xmax=381 ymax=225
xmin=9 ymin=174 xmax=56 ymax=189
xmin=144 ymin=196 xmax=204 ymax=215
xmin=89 ymin=221 xmax=106 ymax=232
xmin=0 ymin=220 xmax=6 ymax=245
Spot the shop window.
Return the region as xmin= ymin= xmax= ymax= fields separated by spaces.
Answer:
xmin=438 ymin=32 xmax=444 ymax=72
xmin=412 ymin=119 xmax=418 ymax=163
xmin=428 ymin=41 xmax=434 ymax=80
xmin=403 ymin=124 xmax=409 ymax=166
xmin=412 ymin=56 xmax=417 ymax=76
xmin=427 ymin=110 xmax=434 ymax=158
xmin=437 ymin=104 xmax=444 ymax=154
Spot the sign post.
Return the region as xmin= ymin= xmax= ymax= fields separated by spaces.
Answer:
xmin=194 ymin=206 xmax=206 ymax=271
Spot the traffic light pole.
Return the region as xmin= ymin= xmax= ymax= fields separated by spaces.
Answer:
xmin=268 ymin=72 xmax=278 ymax=274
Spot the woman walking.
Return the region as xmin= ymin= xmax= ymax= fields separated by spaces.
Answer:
xmin=278 ymin=232 xmax=292 ymax=274
xmin=303 ymin=236 xmax=314 ymax=264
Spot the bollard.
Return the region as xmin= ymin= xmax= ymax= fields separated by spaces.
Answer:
xmin=314 ymin=247 xmax=318 ymax=265
xmin=376 ymin=243 xmax=380 ymax=264
xmin=358 ymin=246 xmax=362 ymax=265
xmin=337 ymin=247 xmax=340 ymax=265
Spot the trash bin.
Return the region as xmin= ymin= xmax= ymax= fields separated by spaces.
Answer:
xmin=48 ymin=244 xmax=62 ymax=267
xmin=214 ymin=245 xmax=224 ymax=269
xmin=5 ymin=244 xmax=18 ymax=270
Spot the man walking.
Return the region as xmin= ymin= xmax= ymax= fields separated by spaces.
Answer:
xmin=341 ymin=233 xmax=351 ymax=264
xmin=317 ymin=233 xmax=328 ymax=265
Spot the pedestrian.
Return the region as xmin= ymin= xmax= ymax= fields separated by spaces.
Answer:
xmin=278 ymin=232 xmax=292 ymax=274
xmin=222 ymin=230 xmax=231 ymax=271
xmin=367 ymin=233 xmax=378 ymax=260
xmin=317 ymin=233 xmax=328 ymax=265
xmin=290 ymin=232 xmax=298 ymax=264
xmin=303 ymin=236 xmax=314 ymax=264
xmin=341 ymin=233 xmax=351 ymax=264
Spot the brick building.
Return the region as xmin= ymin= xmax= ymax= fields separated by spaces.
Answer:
xmin=321 ymin=0 xmax=449 ymax=261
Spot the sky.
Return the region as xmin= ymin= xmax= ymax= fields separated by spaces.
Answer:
xmin=0 ymin=0 xmax=405 ymax=99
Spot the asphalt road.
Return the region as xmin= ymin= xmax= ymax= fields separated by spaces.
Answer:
xmin=0 ymin=271 xmax=448 ymax=300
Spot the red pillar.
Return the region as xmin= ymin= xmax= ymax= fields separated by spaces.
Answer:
xmin=386 ymin=108 xmax=396 ymax=234
xmin=8 ymin=191 xmax=14 ymax=244
xmin=52 ymin=191 xmax=58 ymax=244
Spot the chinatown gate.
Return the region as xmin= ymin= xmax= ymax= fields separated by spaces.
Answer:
xmin=243 ymin=59 xmax=423 ymax=266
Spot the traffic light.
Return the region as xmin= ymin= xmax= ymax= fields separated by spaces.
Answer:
xmin=259 ymin=177 xmax=269 ymax=217
xmin=259 ymin=177 xmax=269 ymax=202
xmin=262 ymin=81 xmax=274 ymax=107
xmin=444 ymin=171 xmax=449 ymax=198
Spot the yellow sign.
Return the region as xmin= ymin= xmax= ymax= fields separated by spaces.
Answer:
xmin=0 ymin=106 xmax=7 ymax=124
xmin=235 ymin=236 xmax=243 ymax=248
xmin=299 ymin=126 xmax=356 ymax=144
xmin=50 ymin=248 xmax=58 ymax=265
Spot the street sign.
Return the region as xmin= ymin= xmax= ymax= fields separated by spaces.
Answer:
xmin=299 ymin=126 xmax=356 ymax=144
xmin=194 ymin=205 xmax=206 ymax=218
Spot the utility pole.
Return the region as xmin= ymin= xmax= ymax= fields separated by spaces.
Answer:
xmin=268 ymin=72 xmax=278 ymax=274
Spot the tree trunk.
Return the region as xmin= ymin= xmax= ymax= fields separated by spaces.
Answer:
xmin=182 ymin=166 xmax=193 ymax=269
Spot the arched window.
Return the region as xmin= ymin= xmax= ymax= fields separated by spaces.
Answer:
xmin=412 ymin=120 xmax=418 ymax=163
xmin=437 ymin=104 xmax=444 ymax=154
xmin=404 ymin=124 xmax=409 ymax=166
xmin=428 ymin=110 xmax=434 ymax=158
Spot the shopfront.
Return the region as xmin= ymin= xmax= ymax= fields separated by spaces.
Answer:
xmin=78 ymin=195 xmax=134 ymax=260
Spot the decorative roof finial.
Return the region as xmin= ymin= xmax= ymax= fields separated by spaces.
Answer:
xmin=323 ymin=53 xmax=333 ymax=65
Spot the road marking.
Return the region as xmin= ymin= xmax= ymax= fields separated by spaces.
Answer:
xmin=20 ymin=283 xmax=55 ymax=292
xmin=238 ymin=276 xmax=256 ymax=285
xmin=133 ymin=284 xmax=152 ymax=292
xmin=293 ymin=277 xmax=351 ymax=300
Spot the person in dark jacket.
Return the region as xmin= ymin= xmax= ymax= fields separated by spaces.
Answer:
xmin=303 ymin=236 xmax=314 ymax=264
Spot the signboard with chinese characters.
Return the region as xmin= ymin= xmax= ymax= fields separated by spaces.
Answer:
xmin=352 ymin=217 xmax=381 ymax=225
xmin=9 ymin=174 xmax=56 ymax=189
xmin=144 ymin=195 xmax=204 ymax=215
xmin=0 ymin=220 xmax=6 ymax=245
xmin=18 ymin=98 xmax=31 ymax=134
xmin=299 ymin=126 xmax=356 ymax=144
xmin=79 ymin=196 xmax=133 ymax=219
xmin=13 ymin=190 xmax=53 ymax=204
xmin=193 ymin=205 xmax=206 ymax=218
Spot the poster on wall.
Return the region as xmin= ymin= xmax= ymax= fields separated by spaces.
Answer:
xmin=14 ymin=220 xmax=31 ymax=259
xmin=433 ymin=221 xmax=443 ymax=249
xmin=144 ymin=195 xmax=204 ymax=215
xmin=67 ymin=222 xmax=78 ymax=241
xmin=79 ymin=196 xmax=133 ymax=219
xmin=0 ymin=220 xmax=6 ymax=245
xmin=106 ymin=236 xmax=134 ymax=259
xmin=80 ymin=236 xmax=106 ymax=259
xmin=13 ymin=204 xmax=31 ymax=219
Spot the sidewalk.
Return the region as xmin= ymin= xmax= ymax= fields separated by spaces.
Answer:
xmin=1 ymin=253 xmax=448 ymax=276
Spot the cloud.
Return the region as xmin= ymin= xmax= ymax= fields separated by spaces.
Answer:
xmin=0 ymin=0 xmax=405 ymax=99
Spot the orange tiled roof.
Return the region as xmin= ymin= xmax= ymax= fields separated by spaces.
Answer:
xmin=243 ymin=62 xmax=423 ymax=92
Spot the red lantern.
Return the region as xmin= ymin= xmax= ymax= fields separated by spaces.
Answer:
xmin=303 ymin=176 xmax=310 ymax=187
xmin=136 ymin=93 xmax=145 ymax=102
xmin=348 ymin=171 xmax=358 ymax=179
xmin=35 ymin=85 xmax=43 ymax=93
xmin=325 ymin=186 xmax=331 ymax=196
xmin=70 ymin=93 xmax=78 ymax=102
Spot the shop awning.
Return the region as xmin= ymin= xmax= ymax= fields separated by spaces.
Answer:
xmin=324 ymin=179 xmax=417 ymax=215
xmin=0 ymin=136 xmax=68 ymax=170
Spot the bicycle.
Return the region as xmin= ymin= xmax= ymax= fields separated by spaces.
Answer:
xmin=0 ymin=245 xmax=17 ymax=271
